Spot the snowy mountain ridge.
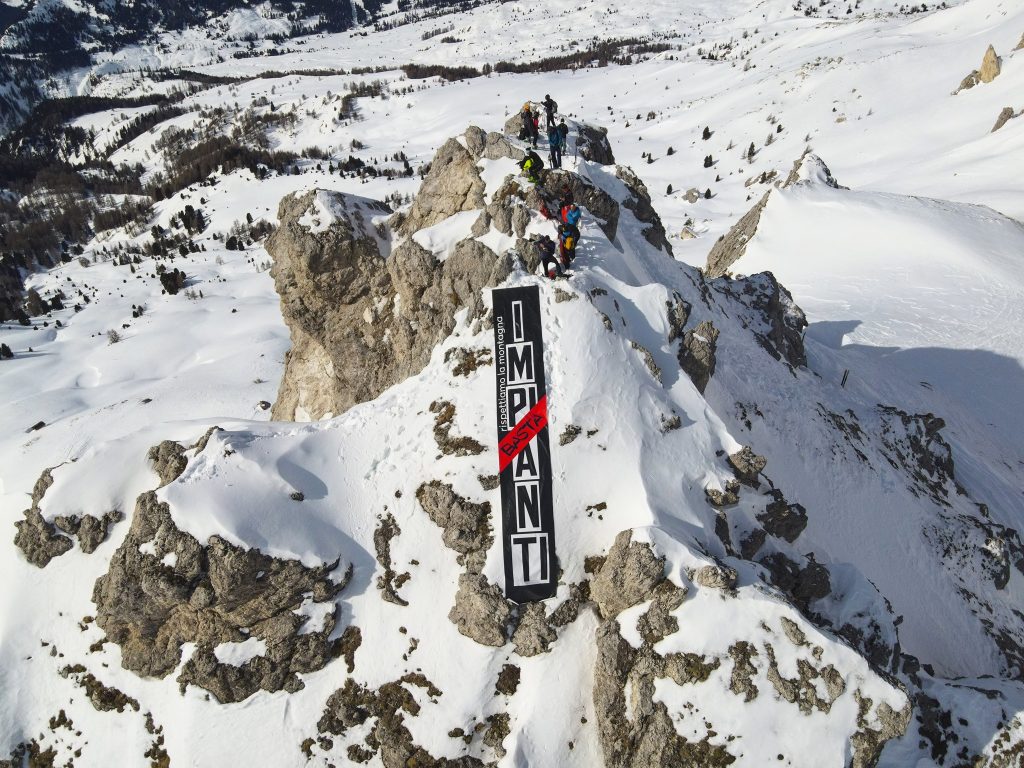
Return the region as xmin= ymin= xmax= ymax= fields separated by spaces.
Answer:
xmin=2 ymin=0 xmax=1024 ymax=765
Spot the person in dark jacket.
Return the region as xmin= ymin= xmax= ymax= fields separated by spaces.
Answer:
xmin=519 ymin=149 xmax=544 ymax=183
xmin=557 ymin=119 xmax=569 ymax=153
xmin=557 ymin=220 xmax=579 ymax=266
xmin=542 ymin=94 xmax=558 ymax=130
xmin=536 ymin=235 xmax=560 ymax=278
xmin=521 ymin=104 xmax=539 ymax=148
xmin=547 ymin=125 xmax=562 ymax=169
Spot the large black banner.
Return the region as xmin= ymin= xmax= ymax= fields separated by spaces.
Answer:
xmin=492 ymin=286 xmax=557 ymax=602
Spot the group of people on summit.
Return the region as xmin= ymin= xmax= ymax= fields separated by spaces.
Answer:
xmin=519 ymin=95 xmax=569 ymax=173
xmin=514 ymin=94 xmax=583 ymax=280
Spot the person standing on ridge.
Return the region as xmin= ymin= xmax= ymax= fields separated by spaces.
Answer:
xmin=521 ymin=103 xmax=539 ymax=148
xmin=535 ymin=235 xmax=560 ymax=278
xmin=542 ymin=94 xmax=558 ymax=131
xmin=562 ymin=202 xmax=582 ymax=229
xmin=557 ymin=118 xmax=569 ymax=155
xmin=557 ymin=220 xmax=578 ymax=267
xmin=547 ymin=124 xmax=562 ymax=169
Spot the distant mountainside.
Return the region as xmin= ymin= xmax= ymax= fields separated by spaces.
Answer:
xmin=0 ymin=0 xmax=486 ymax=134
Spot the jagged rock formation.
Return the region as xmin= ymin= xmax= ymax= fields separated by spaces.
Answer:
xmin=14 ymin=465 xmax=123 ymax=565
xmin=782 ymin=150 xmax=844 ymax=189
xmin=677 ymin=320 xmax=720 ymax=393
xmin=704 ymin=192 xmax=770 ymax=278
xmin=992 ymin=106 xmax=1020 ymax=132
xmin=91 ymin=443 xmax=350 ymax=702
xmin=591 ymin=530 xmax=666 ymax=619
xmin=13 ymin=467 xmax=72 ymax=567
xmin=269 ymin=181 xmax=512 ymax=420
xmin=954 ymin=44 xmax=1002 ymax=92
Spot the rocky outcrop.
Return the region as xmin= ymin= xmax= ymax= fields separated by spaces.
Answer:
xmin=14 ymin=465 xmax=123 ymax=565
xmin=577 ymin=122 xmax=616 ymax=165
xmin=616 ymin=166 xmax=674 ymax=254
xmin=416 ymin=481 xmax=492 ymax=573
xmin=397 ymin=137 xmax=485 ymax=235
xmin=148 ymin=440 xmax=188 ymax=487
xmin=729 ymin=272 xmax=808 ymax=369
xmin=954 ymin=44 xmax=1001 ymax=93
xmin=992 ymin=107 xmax=1020 ymax=133
xmin=591 ymin=530 xmax=666 ymax=619
xmin=782 ymin=150 xmax=844 ymax=189
xmin=704 ymin=191 xmax=770 ymax=278
xmin=727 ymin=446 xmax=767 ymax=488
xmin=268 ymin=185 xmax=512 ymax=420
xmin=677 ymin=319 xmax=720 ymax=394
xmin=448 ymin=573 xmax=511 ymax=647
xmin=92 ymin=488 xmax=350 ymax=702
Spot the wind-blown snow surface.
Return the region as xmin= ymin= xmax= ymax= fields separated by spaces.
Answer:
xmin=2 ymin=0 xmax=1024 ymax=764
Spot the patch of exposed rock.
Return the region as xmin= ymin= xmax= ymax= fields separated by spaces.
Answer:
xmin=397 ymin=136 xmax=485 ymax=236
xmin=14 ymin=467 xmax=72 ymax=567
xmin=268 ymin=179 xmax=511 ymax=420
xmin=511 ymin=601 xmax=557 ymax=657
xmin=577 ymin=123 xmax=616 ymax=164
xmin=616 ymin=166 xmax=674 ymax=254
xmin=954 ymin=44 xmax=1002 ymax=93
xmin=727 ymin=446 xmax=767 ymax=488
xmin=693 ymin=564 xmax=738 ymax=591
xmin=148 ymin=440 xmax=187 ymax=487
xmin=758 ymin=490 xmax=808 ymax=543
xmin=14 ymin=466 xmax=123 ymax=566
xmin=591 ymin=530 xmax=666 ymax=619
xmin=449 ymin=572 xmax=512 ymax=647
xmin=992 ymin=106 xmax=1021 ymax=133
xmin=677 ymin=319 xmax=719 ymax=394
xmin=316 ymin=673 xmax=490 ymax=768
xmin=91 ymin=489 xmax=350 ymax=702
xmin=374 ymin=513 xmax=408 ymax=606
xmin=704 ymin=191 xmax=770 ymax=278
xmin=727 ymin=272 xmax=808 ymax=369
xmin=416 ymin=481 xmax=492 ymax=573
xmin=782 ymin=150 xmax=844 ymax=189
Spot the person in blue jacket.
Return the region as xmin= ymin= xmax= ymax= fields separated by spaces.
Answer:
xmin=561 ymin=202 xmax=582 ymax=228
xmin=547 ymin=125 xmax=562 ymax=169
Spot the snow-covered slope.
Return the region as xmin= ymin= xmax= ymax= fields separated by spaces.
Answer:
xmin=2 ymin=0 xmax=1024 ymax=765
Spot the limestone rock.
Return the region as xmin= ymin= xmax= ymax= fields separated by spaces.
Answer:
xmin=147 ymin=440 xmax=188 ymax=487
xmin=992 ymin=107 xmax=1018 ymax=133
xmin=268 ymin=187 xmax=511 ymax=420
xmin=782 ymin=150 xmax=844 ymax=189
xmin=577 ymin=123 xmax=616 ymax=164
xmin=706 ymin=480 xmax=741 ymax=508
xmin=980 ymin=44 xmax=1001 ymax=83
xmin=14 ymin=507 xmax=73 ymax=567
xmin=92 ymin=490 xmax=349 ymax=701
xmin=758 ymin=491 xmax=808 ymax=543
xmin=727 ymin=446 xmax=767 ymax=487
xmin=591 ymin=530 xmax=666 ymax=619
xmin=511 ymin=602 xmax=557 ymax=657
xmin=683 ymin=188 xmax=701 ymax=203
xmin=14 ymin=467 xmax=72 ymax=567
xmin=729 ymin=272 xmax=808 ymax=369
xmin=616 ymin=166 xmax=674 ymax=254
xmin=416 ymin=481 xmax=492 ymax=573
xmin=399 ymin=138 xmax=486 ymax=235
xmin=678 ymin=319 xmax=719 ymax=394
xmin=704 ymin=191 xmax=770 ymax=278
xmin=693 ymin=564 xmax=738 ymax=591
xmin=448 ymin=573 xmax=511 ymax=647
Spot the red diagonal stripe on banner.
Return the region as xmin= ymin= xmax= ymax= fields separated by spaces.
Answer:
xmin=498 ymin=395 xmax=548 ymax=473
